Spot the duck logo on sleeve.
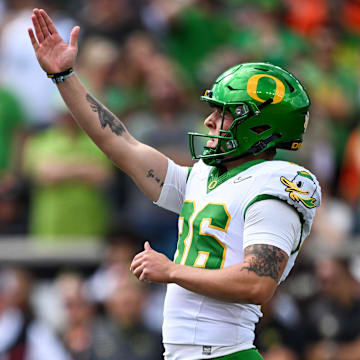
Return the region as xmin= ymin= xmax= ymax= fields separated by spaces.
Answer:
xmin=280 ymin=171 xmax=317 ymax=209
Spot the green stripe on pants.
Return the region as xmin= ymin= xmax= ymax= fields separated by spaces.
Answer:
xmin=210 ymin=348 xmax=264 ymax=360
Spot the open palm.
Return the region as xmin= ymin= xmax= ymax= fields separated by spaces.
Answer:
xmin=28 ymin=8 xmax=80 ymax=74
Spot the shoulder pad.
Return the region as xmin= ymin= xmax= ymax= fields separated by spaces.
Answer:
xmin=260 ymin=163 xmax=321 ymax=224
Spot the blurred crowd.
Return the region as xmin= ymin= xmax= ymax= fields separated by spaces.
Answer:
xmin=1 ymin=0 xmax=360 ymax=359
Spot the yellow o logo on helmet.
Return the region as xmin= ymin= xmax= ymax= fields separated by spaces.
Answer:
xmin=247 ymin=74 xmax=285 ymax=104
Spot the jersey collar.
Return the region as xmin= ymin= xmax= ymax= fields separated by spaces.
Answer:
xmin=207 ymin=159 xmax=267 ymax=193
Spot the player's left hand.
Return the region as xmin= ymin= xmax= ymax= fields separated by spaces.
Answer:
xmin=28 ymin=8 xmax=80 ymax=74
xmin=130 ymin=242 xmax=175 ymax=283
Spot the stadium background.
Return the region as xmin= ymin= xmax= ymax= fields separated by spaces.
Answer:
xmin=1 ymin=0 xmax=360 ymax=359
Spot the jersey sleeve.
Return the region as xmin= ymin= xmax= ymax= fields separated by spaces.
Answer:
xmin=154 ymin=158 xmax=190 ymax=214
xmin=244 ymin=163 xmax=321 ymax=253
xmin=243 ymin=199 xmax=302 ymax=256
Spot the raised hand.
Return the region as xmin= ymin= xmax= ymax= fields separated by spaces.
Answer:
xmin=28 ymin=8 xmax=80 ymax=74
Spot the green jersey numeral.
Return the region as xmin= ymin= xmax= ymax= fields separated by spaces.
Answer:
xmin=174 ymin=201 xmax=230 ymax=269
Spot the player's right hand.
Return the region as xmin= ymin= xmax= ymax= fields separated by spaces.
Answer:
xmin=28 ymin=8 xmax=80 ymax=74
xmin=130 ymin=241 xmax=176 ymax=284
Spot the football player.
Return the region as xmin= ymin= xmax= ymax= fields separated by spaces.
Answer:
xmin=29 ymin=9 xmax=321 ymax=360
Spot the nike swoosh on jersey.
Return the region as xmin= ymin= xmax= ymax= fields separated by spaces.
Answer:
xmin=233 ymin=176 xmax=252 ymax=183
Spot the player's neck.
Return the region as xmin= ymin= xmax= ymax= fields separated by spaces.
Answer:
xmin=223 ymin=149 xmax=275 ymax=171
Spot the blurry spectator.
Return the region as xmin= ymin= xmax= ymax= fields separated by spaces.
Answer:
xmin=197 ymin=45 xmax=244 ymax=87
xmin=0 ymin=0 xmax=76 ymax=127
xmin=0 ymin=85 xmax=27 ymax=235
xmin=289 ymin=26 xmax=355 ymax=188
xmin=22 ymin=102 xmax=113 ymax=241
xmin=160 ymin=0 xmax=235 ymax=83
xmin=91 ymin=274 xmax=163 ymax=360
xmin=121 ymin=32 xmax=159 ymax=82
xmin=141 ymin=0 xmax=196 ymax=35
xmin=105 ymin=32 xmax=157 ymax=115
xmin=78 ymin=0 xmax=143 ymax=45
xmin=75 ymin=35 xmax=142 ymax=118
xmin=310 ymin=191 xmax=353 ymax=252
xmin=126 ymin=51 xmax=195 ymax=144
xmin=57 ymin=269 xmax=164 ymax=360
xmin=87 ymin=227 xmax=142 ymax=303
xmin=0 ymin=86 xmax=25 ymax=176
xmin=339 ymin=126 xmax=360 ymax=234
xmin=77 ymin=36 xmax=120 ymax=100
xmin=342 ymin=0 xmax=360 ymax=35
xmin=305 ymin=258 xmax=360 ymax=360
xmin=56 ymin=272 xmax=95 ymax=360
xmin=0 ymin=267 xmax=70 ymax=360
xmin=255 ymin=291 xmax=305 ymax=360
xmin=0 ymin=183 xmax=28 ymax=235
xmin=229 ymin=5 xmax=308 ymax=68
xmin=0 ymin=0 xmax=5 ymax=24
xmin=283 ymin=0 xmax=329 ymax=37
xmin=301 ymin=110 xmax=335 ymax=188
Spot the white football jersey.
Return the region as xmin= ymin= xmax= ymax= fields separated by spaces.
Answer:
xmin=156 ymin=158 xmax=321 ymax=347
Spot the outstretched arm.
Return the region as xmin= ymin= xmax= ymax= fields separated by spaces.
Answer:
xmin=28 ymin=9 xmax=168 ymax=201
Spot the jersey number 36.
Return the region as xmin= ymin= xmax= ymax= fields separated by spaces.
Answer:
xmin=174 ymin=201 xmax=230 ymax=269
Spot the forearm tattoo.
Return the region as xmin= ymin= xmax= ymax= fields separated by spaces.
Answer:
xmin=242 ymin=244 xmax=286 ymax=281
xmin=146 ymin=169 xmax=164 ymax=188
xmin=86 ymin=94 xmax=126 ymax=136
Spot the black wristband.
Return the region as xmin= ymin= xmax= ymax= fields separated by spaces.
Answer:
xmin=47 ymin=68 xmax=74 ymax=83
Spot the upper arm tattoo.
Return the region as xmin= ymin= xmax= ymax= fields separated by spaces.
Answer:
xmin=146 ymin=169 xmax=164 ymax=188
xmin=86 ymin=94 xmax=126 ymax=136
xmin=241 ymin=244 xmax=287 ymax=282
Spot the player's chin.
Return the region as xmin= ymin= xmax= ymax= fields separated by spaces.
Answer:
xmin=206 ymin=139 xmax=218 ymax=148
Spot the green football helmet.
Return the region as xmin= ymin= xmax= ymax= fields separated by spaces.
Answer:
xmin=189 ymin=62 xmax=310 ymax=166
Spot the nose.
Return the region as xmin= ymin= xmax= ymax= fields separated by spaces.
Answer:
xmin=204 ymin=110 xmax=218 ymax=129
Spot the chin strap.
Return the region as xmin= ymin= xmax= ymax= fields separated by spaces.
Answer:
xmin=257 ymin=97 xmax=274 ymax=110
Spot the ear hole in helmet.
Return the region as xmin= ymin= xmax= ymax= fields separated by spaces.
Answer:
xmin=250 ymin=125 xmax=271 ymax=134
xmin=234 ymin=104 xmax=249 ymax=117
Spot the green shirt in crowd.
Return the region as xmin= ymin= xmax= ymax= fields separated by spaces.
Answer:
xmin=24 ymin=126 xmax=112 ymax=241
xmin=0 ymin=87 xmax=24 ymax=173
